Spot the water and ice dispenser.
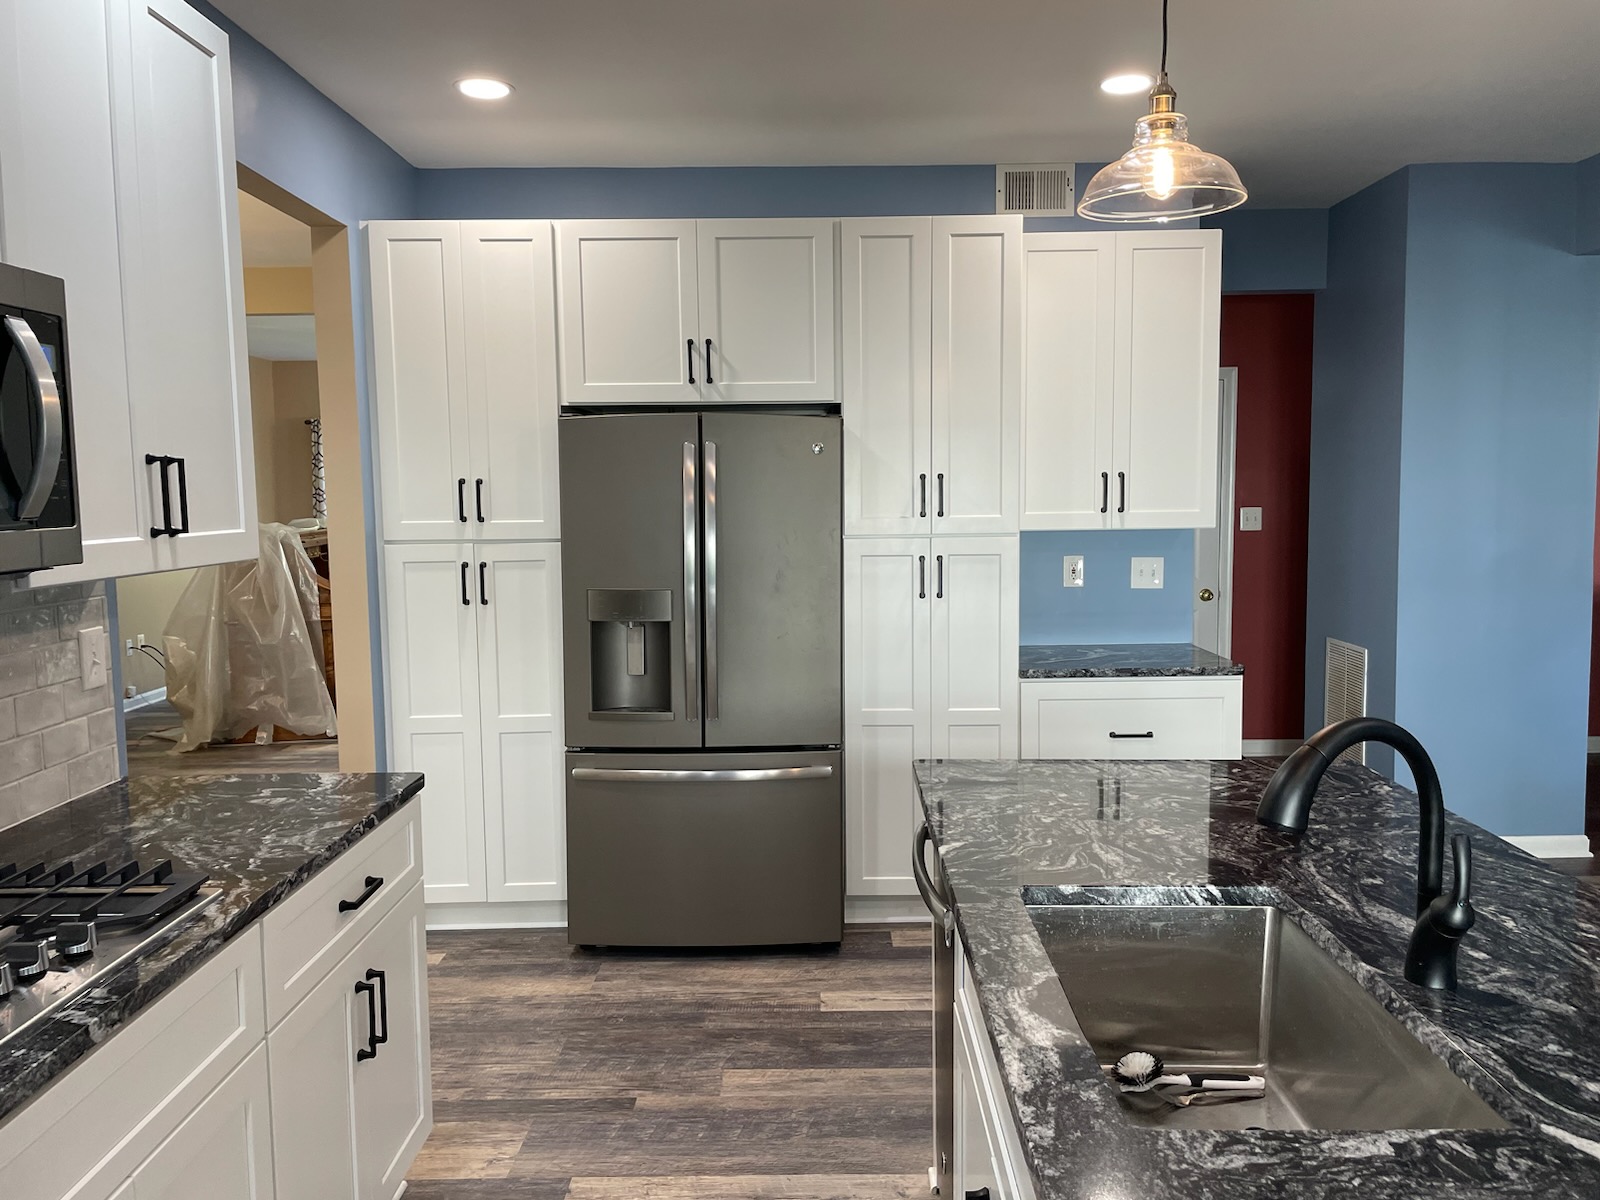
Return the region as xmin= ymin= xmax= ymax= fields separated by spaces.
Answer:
xmin=586 ymin=589 xmax=673 ymax=718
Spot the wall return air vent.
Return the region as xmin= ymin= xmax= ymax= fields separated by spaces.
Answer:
xmin=995 ymin=164 xmax=1076 ymax=216
xmin=1323 ymin=637 xmax=1369 ymax=765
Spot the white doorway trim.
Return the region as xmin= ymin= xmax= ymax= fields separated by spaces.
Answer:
xmin=1194 ymin=368 xmax=1239 ymax=656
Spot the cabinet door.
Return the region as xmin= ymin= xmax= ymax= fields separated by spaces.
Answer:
xmin=267 ymin=949 xmax=359 ymax=1200
xmin=353 ymin=883 xmax=433 ymax=1200
xmin=370 ymin=222 xmax=473 ymax=541
xmin=844 ymin=539 xmax=931 ymax=897
xmin=696 ymin=219 xmax=835 ymax=404
xmin=932 ymin=217 xmax=1021 ymax=536
xmin=930 ymin=537 xmax=1018 ymax=759
xmin=955 ymin=1018 xmax=1007 ymax=1200
xmin=476 ymin=543 xmax=565 ymax=904
xmin=0 ymin=0 xmax=158 ymax=584
xmin=556 ymin=220 xmax=700 ymax=405
xmin=1020 ymin=234 xmax=1115 ymax=531
xmin=383 ymin=543 xmax=486 ymax=904
xmin=461 ymin=221 xmax=561 ymax=539
xmin=1112 ymin=230 xmax=1221 ymax=529
xmin=128 ymin=1045 xmax=275 ymax=1200
xmin=110 ymin=0 xmax=256 ymax=571
xmin=841 ymin=219 xmax=932 ymax=536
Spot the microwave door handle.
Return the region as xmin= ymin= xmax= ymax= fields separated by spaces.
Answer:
xmin=703 ymin=439 xmax=718 ymax=722
xmin=4 ymin=317 xmax=63 ymax=522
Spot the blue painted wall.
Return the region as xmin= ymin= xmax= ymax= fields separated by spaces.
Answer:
xmin=1393 ymin=164 xmax=1600 ymax=835
xmin=1578 ymin=151 xmax=1600 ymax=256
xmin=1201 ymin=208 xmax=1329 ymax=293
xmin=1303 ymin=170 xmax=1410 ymax=777
xmin=1019 ymin=530 xmax=1195 ymax=645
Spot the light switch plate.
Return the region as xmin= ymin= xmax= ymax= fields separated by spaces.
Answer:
xmin=1130 ymin=557 xmax=1164 ymax=589
xmin=1239 ymin=506 xmax=1264 ymax=532
xmin=1062 ymin=555 xmax=1084 ymax=588
xmin=79 ymin=626 xmax=108 ymax=691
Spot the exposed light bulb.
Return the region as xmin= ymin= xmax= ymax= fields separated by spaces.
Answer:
xmin=1101 ymin=72 xmax=1155 ymax=95
xmin=1146 ymin=145 xmax=1177 ymax=201
xmin=456 ymin=77 xmax=512 ymax=101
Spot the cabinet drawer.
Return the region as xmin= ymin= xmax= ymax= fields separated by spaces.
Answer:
xmin=262 ymin=807 xmax=421 ymax=1027
xmin=1020 ymin=678 xmax=1242 ymax=760
xmin=0 ymin=927 xmax=264 ymax=1196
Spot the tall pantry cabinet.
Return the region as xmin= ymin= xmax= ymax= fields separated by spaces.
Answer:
xmin=369 ymin=221 xmax=565 ymax=914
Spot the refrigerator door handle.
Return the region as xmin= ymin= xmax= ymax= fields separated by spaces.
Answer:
xmin=682 ymin=440 xmax=700 ymax=722
xmin=703 ymin=439 xmax=719 ymax=722
xmin=570 ymin=766 xmax=834 ymax=783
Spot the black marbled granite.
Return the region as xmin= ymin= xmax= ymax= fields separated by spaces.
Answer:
xmin=0 ymin=771 xmax=423 ymax=1126
xmin=1019 ymin=642 xmax=1243 ymax=679
xmin=917 ymin=757 xmax=1600 ymax=1199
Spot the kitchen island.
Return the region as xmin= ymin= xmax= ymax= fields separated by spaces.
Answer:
xmin=917 ymin=757 xmax=1600 ymax=1199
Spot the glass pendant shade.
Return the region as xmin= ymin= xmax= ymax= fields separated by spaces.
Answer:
xmin=1078 ymin=82 xmax=1247 ymax=222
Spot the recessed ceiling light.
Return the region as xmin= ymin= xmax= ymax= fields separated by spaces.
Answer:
xmin=456 ymin=77 xmax=512 ymax=101
xmin=1100 ymin=72 xmax=1155 ymax=96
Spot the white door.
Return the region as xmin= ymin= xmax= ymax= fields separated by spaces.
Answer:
xmin=476 ymin=543 xmax=565 ymax=904
xmin=696 ymin=219 xmax=835 ymax=404
xmin=932 ymin=217 xmax=1022 ymax=535
xmin=383 ymin=543 xmax=486 ymax=905
xmin=931 ymin=537 xmax=1019 ymax=759
xmin=369 ymin=222 xmax=473 ymax=541
xmin=840 ymin=218 xmax=932 ymax=536
xmin=461 ymin=221 xmax=562 ymax=539
xmin=556 ymin=220 xmax=700 ymax=405
xmin=1020 ymin=234 xmax=1116 ymax=531
xmin=111 ymin=0 xmax=256 ymax=571
xmin=266 ymin=950 xmax=359 ymax=1200
xmin=1113 ymin=230 xmax=1221 ymax=529
xmin=127 ymin=1046 xmax=275 ymax=1200
xmin=352 ymin=884 xmax=433 ymax=1200
xmin=0 ymin=0 xmax=156 ymax=585
xmin=1193 ymin=369 xmax=1237 ymax=655
xmin=844 ymin=539 xmax=932 ymax=897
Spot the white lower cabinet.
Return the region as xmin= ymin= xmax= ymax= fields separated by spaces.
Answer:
xmin=128 ymin=1045 xmax=275 ymax=1200
xmin=955 ymin=937 xmax=1036 ymax=1200
xmin=1020 ymin=677 xmax=1243 ymax=760
xmin=844 ymin=536 xmax=1017 ymax=896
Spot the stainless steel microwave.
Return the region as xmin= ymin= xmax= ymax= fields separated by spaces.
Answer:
xmin=0 ymin=262 xmax=81 ymax=574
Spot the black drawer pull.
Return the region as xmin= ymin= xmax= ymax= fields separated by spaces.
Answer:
xmin=173 ymin=457 xmax=190 ymax=534
xmin=355 ymin=976 xmax=379 ymax=1061
xmin=1100 ymin=471 xmax=1109 ymax=514
xmin=475 ymin=478 xmax=485 ymax=522
xmin=368 ymin=967 xmax=390 ymax=1048
xmin=686 ymin=338 xmax=696 ymax=385
xmin=966 ymin=1190 xmax=991 ymax=1200
xmin=457 ymin=477 xmax=468 ymax=523
xmin=1109 ymin=731 xmax=1155 ymax=739
xmin=338 ymin=875 xmax=383 ymax=913
xmin=1117 ymin=471 xmax=1126 ymax=514
xmin=460 ymin=561 xmax=471 ymax=606
xmin=919 ymin=473 xmax=927 ymax=518
xmin=479 ymin=561 xmax=489 ymax=605
xmin=918 ymin=555 xmax=926 ymax=600
xmin=704 ymin=337 xmax=714 ymax=385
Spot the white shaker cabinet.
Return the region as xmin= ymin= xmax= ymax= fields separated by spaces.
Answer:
xmin=369 ymin=220 xmax=561 ymax=542
xmin=126 ymin=1045 xmax=275 ymax=1200
xmin=844 ymin=536 xmax=1018 ymax=897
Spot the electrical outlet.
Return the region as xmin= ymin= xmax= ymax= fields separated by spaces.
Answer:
xmin=1130 ymin=557 xmax=1164 ymax=589
xmin=136 ymin=633 xmax=147 ymax=648
xmin=1062 ymin=555 xmax=1084 ymax=588
xmin=125 ymin=638 xmax=135 ymax=657
xmin=79 ymin=626 xmax=108 ymax=691
xmin=1239 ymin=506 xmax=1264 ymax=532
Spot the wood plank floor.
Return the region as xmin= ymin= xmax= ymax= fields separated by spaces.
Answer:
xmin=406 ymin=925 xmax=934 ymax=1200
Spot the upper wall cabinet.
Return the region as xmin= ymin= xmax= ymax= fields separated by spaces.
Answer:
xmin=555 ymin=219 xmax=835 ymax=406
xmin=1021 ymin=229 xmax=1221 ymax=531
xmin=841 ymin=216 xmax=1022 ymax=538
xmin=0 ymin=0 xmax=258 ymax=583
xmin=369 ymin=220 xmax=561 ymax=542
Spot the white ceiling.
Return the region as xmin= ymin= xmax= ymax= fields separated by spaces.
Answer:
xmin=210 ymin=0 xmax=1600 ymax=208
xmin=238 ymin=189 xmax=311 ymax=267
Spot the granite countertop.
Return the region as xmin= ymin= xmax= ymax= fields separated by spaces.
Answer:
xmin=1019 ymin=642 xmax=1243 ymax=679
xmin=0 ymin=771 xmax=423 ymax=1126
xmin=916 ymin=757 xmax=1600 ymax=1199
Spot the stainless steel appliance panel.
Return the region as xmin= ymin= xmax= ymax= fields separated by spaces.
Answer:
xmin=566 ymin=749 xmax=843 ymax=946
xmin=700 ymin=412 xmax=841 ymax=749
xmin=559 ymin=413 xmax=702 ymax=749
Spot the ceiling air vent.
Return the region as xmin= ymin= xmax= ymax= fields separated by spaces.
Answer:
xmin=995 ymin=164 xmax=1076 ymax=216
xmin=1323 ymin=638 xmax=1369 ymax=765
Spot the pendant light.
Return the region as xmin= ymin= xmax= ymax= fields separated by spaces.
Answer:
xmin=1078 ymin=0 xmax=1247 ymax=222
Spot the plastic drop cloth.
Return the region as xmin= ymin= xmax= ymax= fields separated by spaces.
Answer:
xmin=163 ymin=523 xmax=338 ymax=752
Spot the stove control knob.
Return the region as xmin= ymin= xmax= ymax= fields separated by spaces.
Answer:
xmin=55 ymin=922 xmax=97 ymax=960
xmin=3 ymin=941 xmax=49 ymax=985
xmin=0 ymin=960 xmax=13 ymax=997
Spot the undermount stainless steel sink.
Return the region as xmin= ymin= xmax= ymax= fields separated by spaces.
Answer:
xmin=1026 ymin=899 xmax=1510 ymax=1132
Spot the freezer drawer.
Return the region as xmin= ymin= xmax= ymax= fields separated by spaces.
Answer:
xmin=566 ymin=750 xmax=843 ymax=947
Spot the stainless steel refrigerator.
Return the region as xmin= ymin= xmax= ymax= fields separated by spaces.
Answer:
xmin=558 ymin=410 xmax=843 ymax=947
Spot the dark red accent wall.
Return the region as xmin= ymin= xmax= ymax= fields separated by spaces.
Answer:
xmin=1222 ymin=295 xmax=1316 ymax=742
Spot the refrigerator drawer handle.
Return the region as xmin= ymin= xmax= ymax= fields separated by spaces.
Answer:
xmin=570 ymin=766 xmax=834 ymax=783
xmin=704 ymin=439 xmax=719 ymax=722
xmin=682 ymin=441 xmax=700 ymax=722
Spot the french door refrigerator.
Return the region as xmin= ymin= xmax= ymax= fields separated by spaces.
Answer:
xmin=559 ymin=410 xmax=843 ymax=947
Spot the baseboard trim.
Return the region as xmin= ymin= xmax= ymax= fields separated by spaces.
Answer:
xmin=425 ymin=896 xmax=933 ymax=933
xmin=845 ymin=896 xmax=931 ymax=924
xmin=122 ymin=686 xmax=167 ymax=711
xmin=1502 ymin=835 xmax=1592 ymax=859
xmin=1243 ymin=739 xmax=1302 ymax=757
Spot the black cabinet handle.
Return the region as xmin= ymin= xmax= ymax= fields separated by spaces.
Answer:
xmin=368 ymin=967 xmax=389 ymax=1048
xmin=1117 ymin=471 xmax=1126 ymax=514
xmin=460 ymin=561 xmax=470 ymax=606
xmin=966 ymin=1190 xmax=992 ymax=1200
xmin=686 ymin=339 xmax=696 ymax=385
xmin=918 ymin=555 xmax=926 ymax=600
xmin=936 ymin=554 xmax=944 ymax=599
xmin=173 ymin=457 xmax=190 ymax=534
xmin=919 ymin=473 xmax=927 ymax=518
xmin=1100 ymin=471 xmax=1109 ymax=514
xmin=338 ymin=875 xmax=383 ymax=913
xmin=704 ymin=338 xmax=714 ymax=385
xmin=457 ymin=477 xmax=468 ymax=523
xmin=1109 ymin=731 xmax=1155 ymax=739
xmin=355 ymin=976 xmax=379 ymax=1061
xmin=475 ymin=478 xmax=485 ymax=523
xmin=479 ymin=561 xmax=488 ymax=605
xmin=145 ymin=454 xmax=175 ymax=537
xmin=936 ymin=472 xmax=945 ymax=518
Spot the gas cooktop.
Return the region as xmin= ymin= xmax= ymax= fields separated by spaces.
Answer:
xmin=0 ymin=858 xmax=220 ymax=1049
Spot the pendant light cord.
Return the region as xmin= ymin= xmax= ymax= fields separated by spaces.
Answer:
xmin=1160 ymin=0 xmax=1169 ymax=77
